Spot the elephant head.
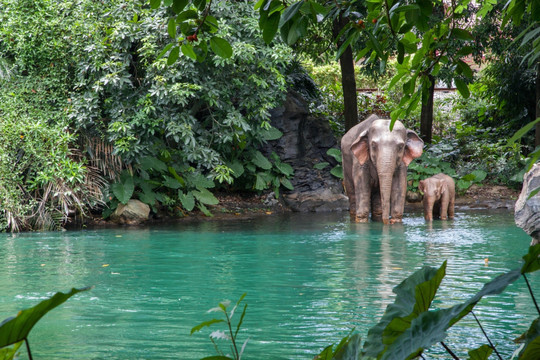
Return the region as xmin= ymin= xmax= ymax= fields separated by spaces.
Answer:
xmin=350 ymin=119 xmax=423 ymax=223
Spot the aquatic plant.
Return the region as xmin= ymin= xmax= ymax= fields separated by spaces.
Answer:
xmin=191 ymin=293 xmax=249 ymax=360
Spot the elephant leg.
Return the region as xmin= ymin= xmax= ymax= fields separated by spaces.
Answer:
xmin=433 ymin=200 xmax=441 ymax=219
xmin=440 ymin=193 xmax=449 ymax=220
xmin=390 ymin=165 xmax=407 ymax=223
xmin=353 ymin=162 xmax=371 ymax=222
xmin=371 ymin=189 xmax=382 ymax=222
xmin=448 ymin=197 xmax=455 ymax=219
xmin=342 ymin=151 xmax=356 ymax=216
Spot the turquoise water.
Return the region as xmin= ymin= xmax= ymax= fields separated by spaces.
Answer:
xmin=0 ymin=210 xmax=538 ymax=359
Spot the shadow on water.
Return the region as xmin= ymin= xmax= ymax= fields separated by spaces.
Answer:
xmin=0 ymin=209 xmax=535 ymax=359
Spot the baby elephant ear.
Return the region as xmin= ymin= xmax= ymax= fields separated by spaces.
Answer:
xmin=351 ymin=130 xmax=369 ymax=165
xmin=418 ymin=179 xmax=425 ymax=193
xmin=403 ymin=130 xmax=424 ymax=166
xmin=438 ymin=179 xmax=446 ymax=194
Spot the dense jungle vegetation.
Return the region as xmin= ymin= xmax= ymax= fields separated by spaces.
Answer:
xmin=0 ymin=0 xmax=538 ymax=232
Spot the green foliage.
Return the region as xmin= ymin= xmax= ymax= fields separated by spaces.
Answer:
xmin=0 ymin=287 xmax=91 ymax=358
xmin=191 ymin=293 xmax=248 ymax=360
xmin=314 ymin=148 xmax=343 ymax=180
xmin=315 ymin=331 xmax=362 ymax=360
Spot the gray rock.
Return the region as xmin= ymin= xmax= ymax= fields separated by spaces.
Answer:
xmin=515 ymin=163 xmax=540 ymax=245
xmin=111 ymin=199 xmax=150 ymax=225
xmin=263 ymin=91 xmax=347 ymax=212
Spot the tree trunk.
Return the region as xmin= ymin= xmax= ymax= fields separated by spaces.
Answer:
xmin=535 ymin=60 xmax=540 ymax=147
xmin=420 ymin=75 xmax=435 ymax=144
xmin=333 ymin=15 xmax=358 ymax=132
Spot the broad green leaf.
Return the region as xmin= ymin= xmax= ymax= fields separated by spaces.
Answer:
xmin=457 ymin=46 xmax=474 ymax=56
xmin=261 ymin=127 xmax=283 ymax=141
xmin=275 ymin=161 xmax=293 ymax=176
xmin=286 ymin=15 xmax=308 ymax=45
xmin=280 ymin=177 xmax=294 ymax=190
xmin=255 ymin=173 xmax=268 ymax=190
xmin=467 ymin=344 xmax=493 ymax=360
xmin=252 ymin=151 xmax=272 ymax=170
xmin=190 ymin=319 xmax=225 ymax=334
xmin=522 ymin=244 xmax=540 ymax=274
xmin=516 ymin=317 xmax=540 ymax=359
xmin=263 ymin=12 xmax=280 ymax=44
xmin=193 ymin=0 xmax=206 ymax=11
xmin=186 ymin=172 xmax=214 ymax=190
xmin=176 ymin=9 xmax=198 ymax=23
xmin=150 ymin=0 xmax=161 ymax=9
xmin=172 ymin=0 xmax=188 ymax=14
xmin=228 ymin=161 xmax=244 ymax=178
xmin=0 ymin=341 xmax=22 ymax=360
xmin=178 ymin=191 xmax=195 ymax=211
xmin=330 ymin=165 xmax=343 ymax=179
xmin=363 ymin=263 xmax=446 ymax=357
xmin=197 ymin=203 xmax=213 ymax=217
xmin=454 ymin=78 xmax=470 ymax=98
xmin=314 ymin=162 xmax=330 ymax=170
xmin=452 ymin=28 xmax=474 ymax=41
xmin=167 ymin=18 xmax=177 ymax=38
xmin=457 ymin=60 xmax=473 ymax=79
xmin=139 ymin=156 xmax=167 ymax=172
xmin=279 ymin=1 xmax=303 ymax=27
xmin=112 ymin=175 xmax=134 ymax=204
xmin=167 ymin=46 xmax=180 ymax=65
xmin=326 ymin=148 xmax=342 ymax=162
xmin=193 ymin=188 xmax=219 ymax=205
xmin=138 ymin=189 xmax=156 ymax=205
xmin=382 ymin=261 xmax=447 ymax=345
xmin=0 ymin=287 xmax=91 ymax=348
xmin=181 ymin=44 xmax=197 ymax=61
xmin=210 ymin=37 xmax=233 ymax=58
xmin=162 ymin=175 xmax=182 ymax=189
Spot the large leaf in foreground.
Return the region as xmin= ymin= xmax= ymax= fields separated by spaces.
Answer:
xmin=521 ymin=243 xmax=540 ymax=274
xmin=380 ymin=268 xmax=521 ymax=359
xmin=515 ymin=317 xmax=540 ymax=359
xmin=0 ymin=287 xmax=91 ymax=348
xmin=362 ymin=262 xmax=446 ymax=357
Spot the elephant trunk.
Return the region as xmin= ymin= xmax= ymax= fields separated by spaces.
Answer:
xmin=424 ymin=198 xmax=434 ymax=221
xmin=377 ymin=155 xmax=397 ymax=224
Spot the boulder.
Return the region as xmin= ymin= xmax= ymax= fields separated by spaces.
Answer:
xmin=515 ymin=163 xmax=540 ymax=245
xmin=111 ymin=199 xmax=150 ymax=225
xmin=263 ymin=91 xmax=348 ymax=212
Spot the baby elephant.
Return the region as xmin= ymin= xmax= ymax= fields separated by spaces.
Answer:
xmin=418 ymin=173 xmax=455 ymax=221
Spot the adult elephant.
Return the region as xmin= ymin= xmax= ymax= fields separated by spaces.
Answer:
xmin=341 ymin=114 xmax=424 ymax=224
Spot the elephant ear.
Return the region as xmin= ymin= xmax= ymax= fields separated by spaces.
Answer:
xmin=438 ymin=179 xmax=446 ymax=194
xmin=418 ymin=179 xmax=426 ymax=193
xmin=403 ymin=130 xmax=424 ymax=166
xmin=350 ymin=130 xmax=370 ymax=165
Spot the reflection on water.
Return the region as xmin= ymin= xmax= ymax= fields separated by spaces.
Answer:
xmin=0 ymin=210 xmax=536 ymax=359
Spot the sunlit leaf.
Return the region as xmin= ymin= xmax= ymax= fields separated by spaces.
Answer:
xmin=181 ymin=44 xmax=197 ymax=60
xmin=167 ymin=18 xmax=177 ymax=38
